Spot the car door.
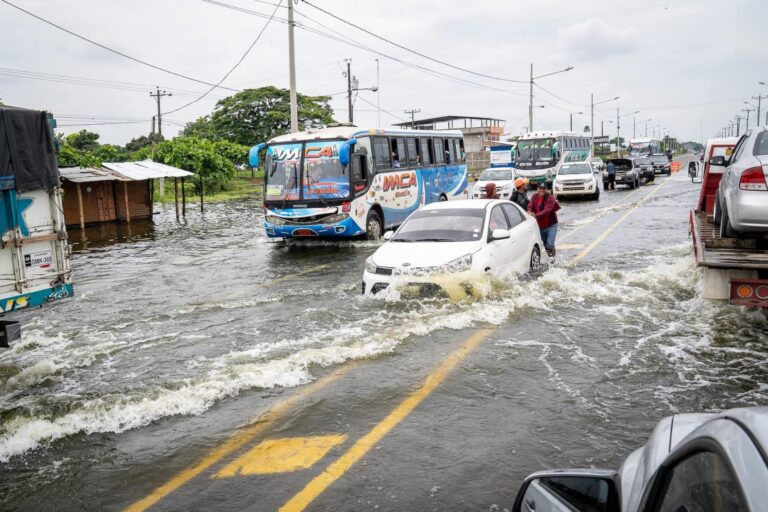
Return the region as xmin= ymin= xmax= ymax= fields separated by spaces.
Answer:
xmin=639 ymin=418 xmax=768 ymax=512
xmin=484 ymin=204 xmax=515 ymax=277
xmin=502 ymin=203 xmax=533 ymax=266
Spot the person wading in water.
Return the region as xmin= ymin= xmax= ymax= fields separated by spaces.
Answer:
xmin=528 ymin=184 xmax=561 ymax=259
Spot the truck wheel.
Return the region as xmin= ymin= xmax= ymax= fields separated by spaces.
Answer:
xmin=719 ymin=203 xmax=737 ymax=238
xmin=366 ymin=211 xmax=383 ymax=240
xmin=603 ymin=183 xmax=608 ymax=191
xmin=592 ymin=189 xmax=600 ymax=200
xmin=439 ymin=194 xmax=448 ymax=202
xmin=629 ymin=179 xmax=635 ymax=189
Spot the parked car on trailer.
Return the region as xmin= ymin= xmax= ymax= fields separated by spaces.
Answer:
xmin=712 ymin=126 xmax=768 ymax=238
xmin=511 ymin=406 xmax=768 ymax=512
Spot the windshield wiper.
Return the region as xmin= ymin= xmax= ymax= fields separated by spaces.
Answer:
xmin=390 ymin=238 xmax=414 ymax=242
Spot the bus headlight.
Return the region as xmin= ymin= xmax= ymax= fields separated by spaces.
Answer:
xmin=322 ymin=213 xmax=349 ymax=224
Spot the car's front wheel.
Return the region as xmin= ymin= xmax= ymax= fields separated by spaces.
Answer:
xmin=366 ymin=211 xmax=383 ymax=240
xmin=530 ymin=245 xmax=541 ymax=271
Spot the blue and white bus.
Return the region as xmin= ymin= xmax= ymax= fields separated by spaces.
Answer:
xmin=514 ymin=131 xmax=592 ymax=187
xmin=250 ymin=126 xmax=468 ymax=239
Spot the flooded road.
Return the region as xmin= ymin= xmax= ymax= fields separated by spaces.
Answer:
xmin=1 ymin=162 xmax=767 ymax=511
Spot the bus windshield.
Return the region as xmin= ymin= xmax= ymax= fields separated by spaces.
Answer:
xmin=628 ymin=143 xmax=651 ymax=156
xmin=264 ymin=140 xmax=351 ymax=202
xmin=516 ymin=138 xmax=557 ymax=169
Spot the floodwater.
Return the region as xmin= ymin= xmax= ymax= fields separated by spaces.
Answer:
xmin=1 ymin=164 xmax=767 ymax=511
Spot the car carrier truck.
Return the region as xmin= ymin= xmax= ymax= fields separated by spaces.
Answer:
xmin=0 ymin=106 xmax=73 ymax=345
xmin=690 ymin=137 xmax=768 ymax=312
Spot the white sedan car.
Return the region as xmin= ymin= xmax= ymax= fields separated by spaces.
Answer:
xmin=472 ymin=167 xmax=517 ymax=199
xmin=362 ymin=200 xmax=543 ymax=298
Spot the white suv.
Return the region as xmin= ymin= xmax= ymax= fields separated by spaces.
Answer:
xmin=552 ymin=162 xmax=600 ymax=200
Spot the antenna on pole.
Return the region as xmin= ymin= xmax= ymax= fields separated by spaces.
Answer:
xmin=404 ymin=109 xmax=421 ymax=129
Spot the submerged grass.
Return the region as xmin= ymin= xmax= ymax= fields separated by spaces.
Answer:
xmin=154 ymin=178 xmax=263 ymax=204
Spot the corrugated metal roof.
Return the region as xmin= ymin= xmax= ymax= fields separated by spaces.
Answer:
xmin=59 ymin=167 xmax=127 ymax=183
xmin=102 ymin=160 xmax=193 ymax=179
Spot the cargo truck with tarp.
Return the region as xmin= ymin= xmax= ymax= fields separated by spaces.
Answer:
xmin=0 ymin=106 xmax=73 ymax=345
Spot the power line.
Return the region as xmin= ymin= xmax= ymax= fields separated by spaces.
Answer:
xmin=162 ymin=0 xmax=283 ymax=115
xmin=0 ymin=0 xmax=240 ymax=92
xmin=204 ymin=0 xmax=527 ymax=96
xmin=533 ymin=83 xmax=587 ymax=108
xmin=356 ymin=95 xmax=406 ymax=122
xmin=300 ymin=0 xmax=526 ymax=84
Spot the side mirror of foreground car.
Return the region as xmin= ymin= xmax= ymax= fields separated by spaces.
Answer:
xmin=511 ymin=469 xmax=620 ymax=512
xmin=382 ymin=231 xmax=394 ymax=241
xmin=709 ymin=155 xmax=727 ymax=166
xmin=491 ymin=228 xmax=511 ymax=241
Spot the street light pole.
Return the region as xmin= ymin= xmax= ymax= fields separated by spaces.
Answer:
xmin=569 ymin=111 xmax=582 ymax=132
xmin=528 ymin=64 xmax=573 ymax=132
xmin=375 ymin=58 xmax=381 ymax=127
xmin=287 ymin=0 xmax=298 ymax=132
xmin=645 ymin=118 xmax=652 ymax=137
xmin=590 ymin=94 xmax=619 ymax=156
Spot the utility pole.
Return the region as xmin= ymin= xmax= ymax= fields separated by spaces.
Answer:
xmin=150 ymin=86 xmax=172 ymax=137
xmin=616 ymin=108 xmax=621 ymax=156
xmin=287 ymin=0 xmax=298 ymax=132
xmin=743 ymin=108 xmax=753 ymax=130
xmin=590 ymin=93 xmax=594 ymax=151
xmin=346 ymin=60 xmax=353 ymax=124
xmin=569 ymin=111 xmax=582 ymax=132
xmin=735 ymin=115 xmax=743 ymax=136
xmin=404 ymin=109 xmax=421 ymax=129
xmin=375 ymin=58 xmax=381 ymax=128
xmin=753 ymin=94 xmax=766 ymax=126
xmin=633 ymin=116 xmax=636 ymax=139
xmin=529 ymin=63 xmax=534 ymax=133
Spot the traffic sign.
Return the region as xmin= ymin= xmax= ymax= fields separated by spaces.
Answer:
xmin=593 ymin=135 xmax=609 ymax=143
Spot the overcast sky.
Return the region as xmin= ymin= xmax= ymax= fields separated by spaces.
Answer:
xmin=1 ymin=0 xmax=765 ymax=146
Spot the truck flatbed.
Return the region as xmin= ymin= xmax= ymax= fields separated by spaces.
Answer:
xmin=691 ymin=211 xmax=768 ymax=270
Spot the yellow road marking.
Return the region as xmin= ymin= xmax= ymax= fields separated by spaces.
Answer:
xmin=214 ymin=435 xmax=348 ymax=478
xmin=124 ymin=363 xmax=353 ymax=512
xmin=279 ymin=328 xmax=495 ymax=512
xmin=557 ymin=243 xmax=584 ymax=250
xmin=559 ymin=186 xmax=644 ymax=242
xmin=566 ymin=180 xmax=668 ymax=267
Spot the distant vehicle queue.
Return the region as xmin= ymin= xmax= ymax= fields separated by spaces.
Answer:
xmin=249 ymin=127 xmax=674 ymax=241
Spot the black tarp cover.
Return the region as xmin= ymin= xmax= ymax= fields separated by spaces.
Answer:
xmin=0 ymin=106 xmax=59 ymax=193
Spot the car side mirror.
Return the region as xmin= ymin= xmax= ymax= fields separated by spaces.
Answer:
xmin=511 ymin=470 xmax=620 ymax=512
xmin=491 ymin=228 xmax=511 ymax=241
xmin=709 ymin=155 xmax=727 ymax=166
xmin=382 ymin=231 xmax=394 ymax=241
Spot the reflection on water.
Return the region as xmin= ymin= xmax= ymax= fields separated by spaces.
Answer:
xmin=69 ymin=219 xmax=157 ymax=252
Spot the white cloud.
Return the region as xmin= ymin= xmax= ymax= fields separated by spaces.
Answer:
xmin=557 ymin=17 xmax=636 ymax=60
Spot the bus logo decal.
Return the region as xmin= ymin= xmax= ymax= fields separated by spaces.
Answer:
xmin=382 ymin=172 xmax=418 ymax=192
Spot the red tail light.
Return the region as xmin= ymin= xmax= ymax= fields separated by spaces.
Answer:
xmin=341 ymin=202 xmax=351 ymax=213
xmin=739 ymin=166 xmax=768 ymax=191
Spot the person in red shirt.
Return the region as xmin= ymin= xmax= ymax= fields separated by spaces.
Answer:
xmin=483 ymin=182 xmax=499 ymax=199
xmin=527 ymin=184 xmax=561 ymax=258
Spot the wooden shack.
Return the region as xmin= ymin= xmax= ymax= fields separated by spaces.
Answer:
xmin=59 ymin=160 xmax=192 ymax=228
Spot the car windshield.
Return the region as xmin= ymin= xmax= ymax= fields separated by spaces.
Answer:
xmin=479 ymin=169 xmax=514 ymax=181
xmin=516 ymin=138 xmax=557 ymax=169
xmin=264 ymin=140 xmax=350 ymax=202
xmin=392 ymin=208 xmax=485 ymax=242
xmin=634 ymin=158 xmax=652 ymax=165
xmin=558 ymin=163 xmax=591 ymax=175
xmin=650 ymin=156 xmax=668 ymax=164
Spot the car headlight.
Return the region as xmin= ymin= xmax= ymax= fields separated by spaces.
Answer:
xmin=437 ymin=253 xmax=472 ymax=273
xmin=365 ymin=257 xmax=377 ymax=273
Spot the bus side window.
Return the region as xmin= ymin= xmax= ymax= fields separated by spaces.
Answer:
xmin=444 ymin=138 xmax=455 ymax=164
xmin=373 ymin=137 xmax=391 ymax=171
xmin=352 ymin=151 xmax=369 ymax=193
xmin=420 ymin=138 xmax=432 ymax=166
xmin=434 ymin=138 xmax=445 ymax=164
xmin=458 ymin=139 xmax=465 ymax=162
xmin=406 ymin=138 xmax=420 ymax=167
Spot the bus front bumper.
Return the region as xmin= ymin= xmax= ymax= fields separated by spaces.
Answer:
xmin=265 ymin=216 xmax=364 ymax=239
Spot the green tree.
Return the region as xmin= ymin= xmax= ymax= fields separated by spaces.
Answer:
xmin=66 ymin=130 xmax=101 ymax=152
xmin=153 ymin=136 xmax=240 ymax=194
xmin=125 ymin=133 xmax=164 ymax=153
xmin=181 ymin=86 xmax=335 ymax=145
xmin=56 ymin=142 xmax=102 ymax=168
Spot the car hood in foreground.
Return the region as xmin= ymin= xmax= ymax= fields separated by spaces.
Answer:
xmin=370 ymin=241 xmax=481 ymax=269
